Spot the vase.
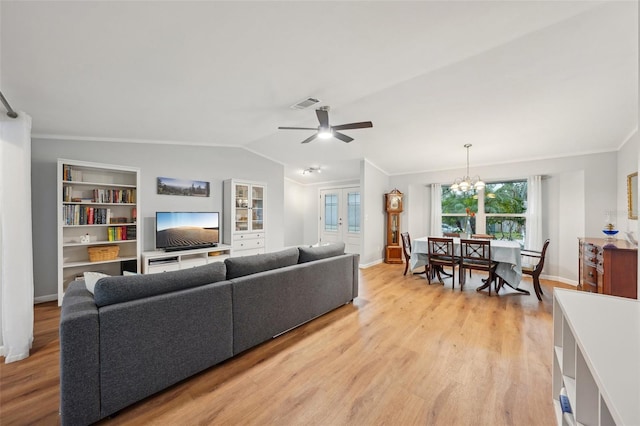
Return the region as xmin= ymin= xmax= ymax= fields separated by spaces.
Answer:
xmin=464 ymin=216 xmax=472 ymax=237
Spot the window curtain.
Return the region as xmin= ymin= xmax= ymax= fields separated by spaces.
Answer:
xmin=430 ymin=183 xmax=442 ymax=236
xmin=526 ymin=175 xmax=543 ymax=251
xmin=0 ymin=111 xmax=34 ymax=363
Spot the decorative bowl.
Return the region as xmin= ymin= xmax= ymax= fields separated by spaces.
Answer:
xmin=602 ymin=229 xmax=619 ymax=236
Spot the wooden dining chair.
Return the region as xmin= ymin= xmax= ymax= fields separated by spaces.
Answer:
xmin=460 ymin=239 xmax=498 ymax=294
xmin=521 ymin=239 xmax=550 ymax=301
xmin=401 ymin=232 xmax=428 ymax=276
xmin=443 ymin=232 xmax=460 ymax=237
xmin=427 ymin=237 xmax=461 ymax=288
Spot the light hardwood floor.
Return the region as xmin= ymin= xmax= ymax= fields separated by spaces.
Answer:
xmin=0 ymin=263 xmax=573 ymax=425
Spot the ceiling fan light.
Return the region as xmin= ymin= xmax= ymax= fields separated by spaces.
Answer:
xmin=318 ymin=129 xmax=332 ymax=139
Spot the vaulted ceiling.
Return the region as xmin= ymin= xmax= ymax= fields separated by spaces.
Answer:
xmin=1 ymin=1 xmax=637 ymax=184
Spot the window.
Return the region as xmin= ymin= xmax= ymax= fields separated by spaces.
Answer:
xmin=347 ymin=191 xmax=360 ymax=232
xmin=441 ymin=180 xmax=527 ymax=245
xmin=324 ymin=194 xmax=338 ymax=231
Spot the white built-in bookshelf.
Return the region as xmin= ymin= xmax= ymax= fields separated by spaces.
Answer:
xmin=552 ymin=289 xmax=639 ymax=426
xmin=57 ymin=159 xmax=141 ymax=305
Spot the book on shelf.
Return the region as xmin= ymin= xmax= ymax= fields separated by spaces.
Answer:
xmin=559 ymin=387 xmax=576 ymax=426
xmin=93 ymin=188 xmax=136 ymax=204
xmin=63 ymin=206 xmax=114 ymax=226
xmin=108 ymin=225 xmax=135 ymax=241
xmin=63 ymin=164 xmax=83 ymax=182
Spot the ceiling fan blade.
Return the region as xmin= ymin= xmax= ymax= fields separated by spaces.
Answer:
xmin=316 ymin=108 xmax=329 ymax=128
xmin=301 ymin=134 xmax=318 ymax=144
xmin=333 ymin=132 xmax=354 ymax=143
xmin=332 ymin=121 xmax=373 ymax=131
xmin=278 ymin=126 xmax=318 ymax=130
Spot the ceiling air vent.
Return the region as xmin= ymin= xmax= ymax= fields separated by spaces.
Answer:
xmin=290 ymin=97 xmax=321 ymax=110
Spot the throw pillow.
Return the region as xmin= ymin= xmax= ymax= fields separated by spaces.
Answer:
xmin=298 ymin=242 xmax=346 ymax=264
xmin=83 ymin=271 xmax=110 ymax=294
xmin=224 ymin=247 xmax=299 ymax=280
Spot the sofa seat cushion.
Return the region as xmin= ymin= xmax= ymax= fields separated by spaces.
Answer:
xmin=298 ymin=242 xmax=345 ymax=263
xmin=224 ymin=247 xmax=299 ymax=280
xmin=93 ymin=261 xmax=227 ymax=307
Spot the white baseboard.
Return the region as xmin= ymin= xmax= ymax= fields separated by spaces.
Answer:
xmin=540 ymin=274 xmax=578 ymax=286
xmin=34 ymin=294 xmax=58 ymax=304
xmin=359 ymin=258 xmax=384 ymax=269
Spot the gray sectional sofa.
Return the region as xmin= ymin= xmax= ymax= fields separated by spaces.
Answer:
xmin=59 ymin=243 xmax=359 ymax=425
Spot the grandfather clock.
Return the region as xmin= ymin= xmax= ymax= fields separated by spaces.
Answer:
xmin=385 ymin=189 xmax=404 ymax=264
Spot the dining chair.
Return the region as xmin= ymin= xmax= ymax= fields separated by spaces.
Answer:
xmin=440 ymin=232 xmax=461 ymax=278
xmin=460 ymin=238 xmax=498 ymax=294
xmin=521 ymin=239 xmax=550 ymax=301
xmin=427 ymin=237 xmax=461 ymax=288
xmin=465 ymin=234 xmax=493 ymax=278
xmin=400 ymin=232 xmax=428 ymax=276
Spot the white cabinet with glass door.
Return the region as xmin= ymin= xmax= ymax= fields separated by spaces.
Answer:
xmin=319 ymin=187 xmax=361 ymax=254
xmin=223 ymin=179 xmax=266 ymax=256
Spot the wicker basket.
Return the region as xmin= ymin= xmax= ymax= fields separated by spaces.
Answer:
xmin=87 ymin=245 xmax=120 ymax=262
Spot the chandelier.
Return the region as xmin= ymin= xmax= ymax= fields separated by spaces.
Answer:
xmin=451 ymin=144 xmax=485 ymax=193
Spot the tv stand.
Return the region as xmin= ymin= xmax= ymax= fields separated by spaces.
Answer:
xmin=142 ymin=244 xmax=232 ymax=274
xmin=164 ymin=243 xmax=217 ymax=252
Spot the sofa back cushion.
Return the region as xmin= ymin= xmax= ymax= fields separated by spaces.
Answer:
xmin=224 ymin=247 xmax=299 ymax=280
xmin=298 ymin=242 xmax=345 ymax=264
xmin=93 ymin=261 xmax=227 ymax=307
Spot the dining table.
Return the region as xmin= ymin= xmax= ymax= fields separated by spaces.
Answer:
xmin=409 ymin=236 xmax=525 ymax=292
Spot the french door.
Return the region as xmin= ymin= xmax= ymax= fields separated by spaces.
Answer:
xmin=319 ymin=187 xmax=361 ymax=254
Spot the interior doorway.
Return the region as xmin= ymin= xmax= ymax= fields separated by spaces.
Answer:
xmin=319 ymin=187 xmax=361 ymax=254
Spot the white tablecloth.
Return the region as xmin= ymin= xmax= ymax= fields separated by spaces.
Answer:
xmin=409 ymin=237 xmax=523 ymax=288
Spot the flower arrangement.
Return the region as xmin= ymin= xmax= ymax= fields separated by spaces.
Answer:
xmin=463 ymin=208 xmax=475 ymax=236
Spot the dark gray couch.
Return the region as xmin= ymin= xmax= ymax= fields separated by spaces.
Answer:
xmin=59 ymin=243 xmax=358 ymax=425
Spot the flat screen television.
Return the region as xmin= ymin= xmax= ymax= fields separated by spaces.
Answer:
xmin=155 ymin=211 xmax=219 ymax=251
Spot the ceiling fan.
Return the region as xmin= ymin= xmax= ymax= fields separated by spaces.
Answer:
xmin=278 ymin=106 xmax=373 ymax=144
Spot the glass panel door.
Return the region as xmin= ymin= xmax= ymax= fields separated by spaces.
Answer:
xmin=235 ymin=184 xmax=249 ymax=231
xmin=251 ymin=185 xmax=264 ymax=231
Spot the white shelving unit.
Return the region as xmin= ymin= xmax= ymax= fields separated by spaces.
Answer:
xmin=141 ymin=245 xmax=232 ymax=274
xmin=552 ymin=289 xmax=639 ymax=426
xmin=57 ymin=159 xmax=140 ymax=305
xmin=223 ymin=179 xmax=266 ymax=256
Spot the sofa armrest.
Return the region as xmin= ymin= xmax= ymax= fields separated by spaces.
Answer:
xmin=351 ymin=253 xmax=360 ymax=298
xmin=59 ymin=281 xmax=101 ymax=426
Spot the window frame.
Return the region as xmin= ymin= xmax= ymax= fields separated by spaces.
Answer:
xmin=441 ymin=179 xmax=527 ymax=245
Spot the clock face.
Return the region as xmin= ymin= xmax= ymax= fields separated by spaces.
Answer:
xmin=390 ymin=196 xmax=399 ymax=209
xmin=386 ymin=193 xmax=402 ymax=211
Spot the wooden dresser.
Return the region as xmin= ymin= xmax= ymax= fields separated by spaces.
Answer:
xmin=578 ymin=237 xmax=637 ymax=299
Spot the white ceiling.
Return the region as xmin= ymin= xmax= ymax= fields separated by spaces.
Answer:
xmin=1 ymin=1 xmax=638 ymax=184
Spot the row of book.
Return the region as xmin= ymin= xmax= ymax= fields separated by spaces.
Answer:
xmin=108 ymin=226 xmax=136 ymax=241
xmin=93 ymin=188 xmax=136 ymax=204
xmin=62 ymin=165 xmax=83 ymax=182
xmin=63 ymin=206 xmax=133 ymax=226
xmin=62 ymin=187 xmax=136 ymax=204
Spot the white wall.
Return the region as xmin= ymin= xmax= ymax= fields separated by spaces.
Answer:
xmin=616 ymin=130 xmax=639 ymax=299
xmin=617 ymin=131 xmax=638 ymax=233
xmin=31 ymin=138 xmax=285 ymax=300
xmin=360 ymin=159 xmax=389 ymax=266
xmin=283 ymin=178 xmax=305 ymax=247
xmin=389 ymin=151 xmax=618 ymax=284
